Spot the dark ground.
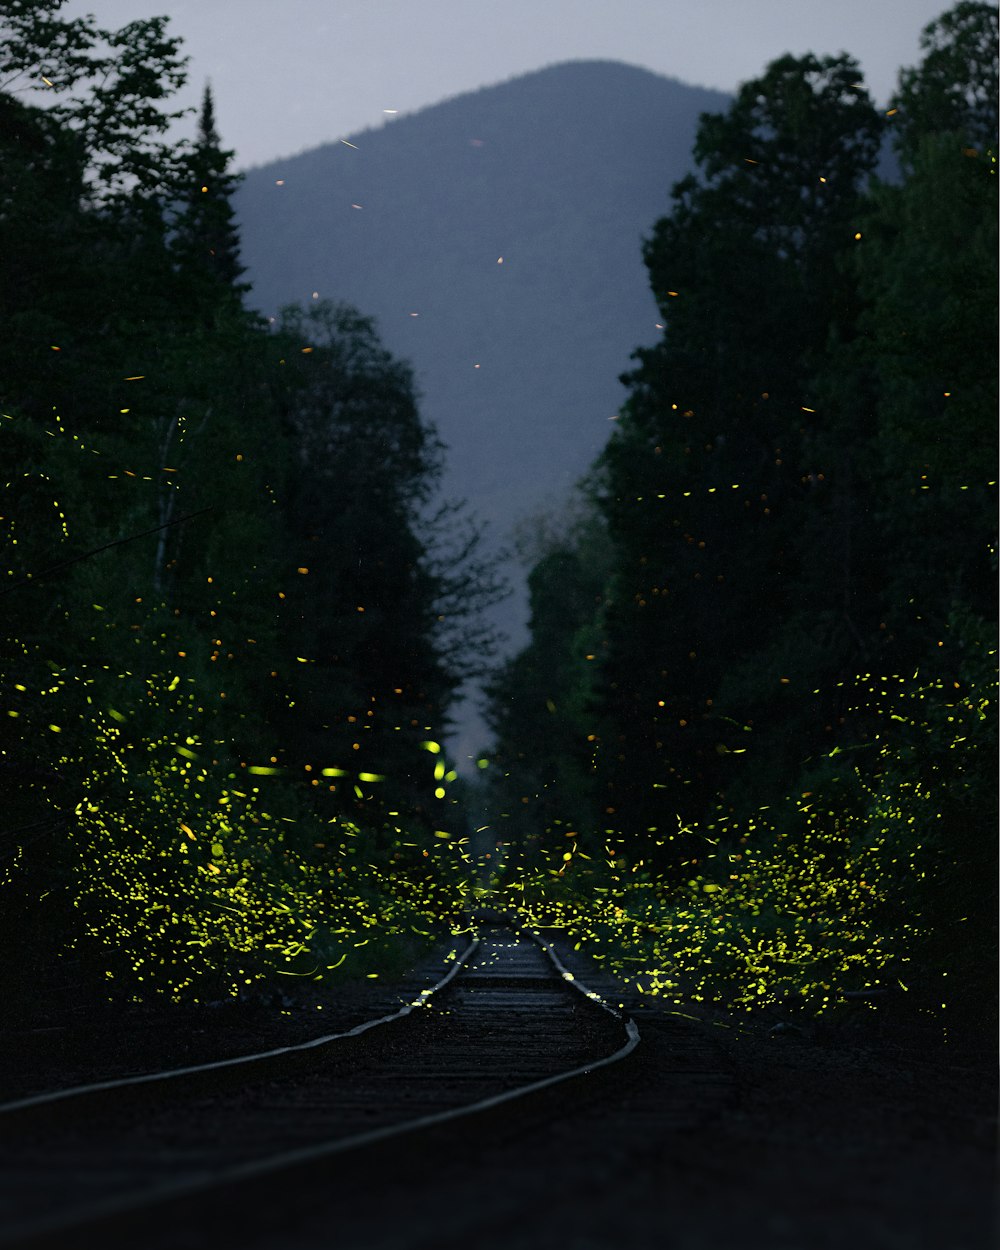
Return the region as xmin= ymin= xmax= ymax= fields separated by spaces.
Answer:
xmin=2 ymin=933 xmax=996 ymax=1250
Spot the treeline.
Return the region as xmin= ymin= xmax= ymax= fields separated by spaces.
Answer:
xmin=485 ymin=3 xmax=997 ymax=1020
xmin=0 ymin=3 xmax=495 ymax=1001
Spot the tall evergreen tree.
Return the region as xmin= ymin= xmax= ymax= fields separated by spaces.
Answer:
xmin=171 ymin=83 xmax=247 ymax=297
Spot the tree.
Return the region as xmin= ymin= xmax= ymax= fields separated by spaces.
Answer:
xmin=891 ymin=1 xmax=998 ymax=161
xmin=481 ymin=7 xmax=995 ymax=1028
xmin=266 ymin=301 xmax=497 ymax=829
xmin=170 ymin=83 xmax=247 ymax=298
xmin=0 ymin=13 xmax=292 ymax=995
xmin=592 ymin=54 xmax=883 ymax=845
xmin=2 ymin=8 xmax=502 ymax=1004
xmin=860 ymin=0 xmax=998 ymax=651
xmin=839 ymin=3 xmax=999 ymax=1011
xmin=0 ymin=1 xmax=189 ymax=207
xmin=485 ymin=505 xmax=612 ymax=859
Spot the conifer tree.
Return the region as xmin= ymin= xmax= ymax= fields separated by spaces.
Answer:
xmin=171 ymin=83 xmax=247 ymax=297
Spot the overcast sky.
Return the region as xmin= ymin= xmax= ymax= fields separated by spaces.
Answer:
xmin=59 ymin=0 xmax=950 ymax=170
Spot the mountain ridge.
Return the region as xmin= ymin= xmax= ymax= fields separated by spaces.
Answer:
xmin=238 ymin=59 xmax=720 ymax=171
xmin=235 ymin=60 xmax=731 ymax=754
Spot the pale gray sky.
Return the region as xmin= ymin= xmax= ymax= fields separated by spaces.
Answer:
xmin=60 ymin=0 xmax=950 ymax=170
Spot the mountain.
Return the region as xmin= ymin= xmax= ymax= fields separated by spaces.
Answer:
xmin=235 ymin=60 xmax=730 ymax=756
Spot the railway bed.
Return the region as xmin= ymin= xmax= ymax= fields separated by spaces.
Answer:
xmin=0 ymin=921 xmax=662 ymax=1248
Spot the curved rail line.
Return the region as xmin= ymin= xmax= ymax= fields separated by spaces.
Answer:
xmin=0 ymin=936 xmax=481 ymax=1117
xmin=0 ymin=920 xmax=639 ymax=1248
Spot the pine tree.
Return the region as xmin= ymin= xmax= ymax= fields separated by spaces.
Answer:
xmin=171 ymin=84 xmax=246 ymax=297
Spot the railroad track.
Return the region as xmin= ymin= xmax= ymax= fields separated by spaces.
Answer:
xmin=0 ymin=918 xmax=639 ymax=1248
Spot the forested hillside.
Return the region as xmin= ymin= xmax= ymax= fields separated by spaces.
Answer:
xmin=0 ymin=2 xmax=494 ymax=1005
xmin=484 ymin=3 xmax=998 ymax=1031
xmin=235 ymin=62 xmax=732 ymax=667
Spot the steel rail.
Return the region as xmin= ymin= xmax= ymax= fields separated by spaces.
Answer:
xmin=0 ymin=937 xmax=480 ymax=1116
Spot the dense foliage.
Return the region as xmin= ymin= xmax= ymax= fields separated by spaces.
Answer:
xmin=1 ymin=2 xmax=495 ymax=1003
xmin=485 ymin=3 xmax=997 ymax=1030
